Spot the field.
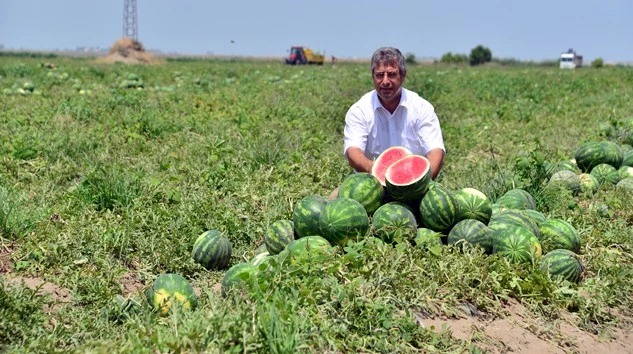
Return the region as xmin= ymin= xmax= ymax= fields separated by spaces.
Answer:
xmin=1 ymin=55 xmax=633 ymax=353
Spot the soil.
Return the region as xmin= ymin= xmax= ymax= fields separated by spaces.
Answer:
xmin=421 ymin=300 xmax=633 ymax=353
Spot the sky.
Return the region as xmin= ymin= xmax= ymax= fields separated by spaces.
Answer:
xmin=1 ymin=0 xmax=632 ymax=63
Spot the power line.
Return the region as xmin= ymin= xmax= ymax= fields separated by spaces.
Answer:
xmin=123 ymin=0 xmax=138 ymax=40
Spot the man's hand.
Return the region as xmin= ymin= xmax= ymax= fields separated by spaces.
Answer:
xmin=426 ymin=148 xmax=445 ymax=180
xmin=346 ymin=147 xmax=373 ymax=173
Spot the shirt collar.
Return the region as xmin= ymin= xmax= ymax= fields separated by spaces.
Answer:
xmin=372 ymin=88 xmax=409 ymax=112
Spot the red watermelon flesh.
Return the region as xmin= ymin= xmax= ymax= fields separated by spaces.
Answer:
xmin=371 ymin=146 xmax=412 ymax=186
xmin=384 ymin=155 xmax=431 ymax=202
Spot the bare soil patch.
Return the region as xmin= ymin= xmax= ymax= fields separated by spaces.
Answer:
xmin=0 ymin=241 xmax=15 ymax=274
xmin=118 ymin=272 xmax=146 ymax=296
xmin=5 ymin=276 xmax=73 ymax=312
xmin=421 ymin=300 xmax=633 ymax=353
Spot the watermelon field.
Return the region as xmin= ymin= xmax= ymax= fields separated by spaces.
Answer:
xmin=1 ymin=55 xmax=633 ymax=353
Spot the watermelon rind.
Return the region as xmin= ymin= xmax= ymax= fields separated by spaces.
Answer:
xmin=419 ymin=187 xmax=461 ymax=233
xmin=616 ymin=177 xmax=633 ymax=192
xmin=618 ymin=166 xmax=633 ymax=180
xmin=221 ymin=262 xmax=258 ymax=297
xmin=590 ymin=163 xmax=621 ymax=185
xmin=489 ymin=209 xmax=541 ymax=239
xmin=192 ymin=230 xmax=232 ymax=270
xmin=371 ymin=202 xmax=418 ymax=244
xmin=371 ymin=146 xmax=412 ymax=186
xmin=495 ymin=188 xmax=536 ymax=211
xmin=319 ymin=197 xmax=370 ymax=247
xmin=414 ymin=228 xmax=444 ymax=248
xmin=384 ymin=155 xmax=431 ymax=203
xmin=447 ymin=219 xmax=493 ymax=254
xmin=146 ymin=273 xmax=198 ymax=315
xmin=453 ymin=187 xmax=492 ymax=224
xmin=548 ymin=170 xmax=581 ymax=194
xmin=293 ymin=195 xmax=328 ymax=238
xmin=575 ymin=141 xmax=623 ymax=172
xmin=265 ymin=220 xmax=295 ymax=255
xmin=538 ymin=218 xmax=581 ymax=254
xmin=539 ymin=249 xmax=583 ymax=283
xmin=622 ymin=149 xmax=633 ymax=167
xmin=491 ymin=225 xmax=542 ymax=264
xmin=337 ymin=173 xmax=384 ymax=215
xmin=285 ymin=236 xmax=334 ymax=264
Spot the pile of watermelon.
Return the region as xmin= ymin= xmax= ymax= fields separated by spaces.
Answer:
xmin=547 ymin=140 xmax=633 ymax=193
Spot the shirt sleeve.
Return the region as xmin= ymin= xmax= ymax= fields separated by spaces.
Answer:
xmin=418 ymin=105 xmax=446 ymax=155
xmin=343 ymin=105 xmax=368 ymax=158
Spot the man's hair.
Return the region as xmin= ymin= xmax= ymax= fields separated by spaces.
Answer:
xmin=371 ymin=47 xmax=406 ymax=75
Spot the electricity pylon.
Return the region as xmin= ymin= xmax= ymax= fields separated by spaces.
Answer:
xmin=123 ymin=0 xmax=138 ymax=40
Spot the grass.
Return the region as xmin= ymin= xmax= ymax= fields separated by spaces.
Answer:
xmin=0 ymin=55 xmax=632 ymax=352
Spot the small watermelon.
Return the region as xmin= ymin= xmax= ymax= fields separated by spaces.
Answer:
xmin=191 ymin=230 xmax=232 ymax=270
xmin=616 ymin=177 xmax=633 ymax=192
xmin=578 ymin=173 xmax=600 ymax=194
xmin=548 ymin=170 xmax=581 ymax=194
xmin=419 ymin=187 xmax=461 ymax=233
xmin=337 ymin=173 xmax=384 ymax=215
xmin=590 ymin=163 xmax=621 ymax=185
xmin=146 ymin=273 xmax=198 ymax=315
xmin=414 ymin=228 xmax=444 ymax=248
xmin=371 ymin=202 xmax=418 ymax=244
xmin=250 ymin=251 xmax=273 ymax=269
xmin=618 ymin=166 xmax=633 ymax=180
xmin=265 ymin=220 xmax=295 ymax=255
xmin=293 ymin=195 xmax=328 ymax=238
xmin=285 ymin=236 xmax=334 ymax=264
xmin=495 ymin=188 xmax=536 ymax=210
xmin=492 ymin=225 xmax=542 ymax=264
xmin=384 ymin=154 xmax=432 ymax=203
xmin=453 ymin=187 xmax=492 ymax=224
xmin=447 ymin=219 xmax=493 ymax=254
xmin=538 ymin=219 xmax=581 ymax=254
xmin=319 ymin=197 xmax=370 ymax=247
xmin=622 ymin=149 xmax=633 ymax=167
xmin=539 ymin=249 xmax=583 ymax=283
xmin=221 ymin=262 xmax=257 ymax=297
xmin=371 ymin=146 xmax=412 ymax=186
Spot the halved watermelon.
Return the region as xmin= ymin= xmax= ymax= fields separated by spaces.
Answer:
xmin=384 ymin=155 xmax=431 ymax=203
xmin=371 ymin=146 xmax=412 ymax=186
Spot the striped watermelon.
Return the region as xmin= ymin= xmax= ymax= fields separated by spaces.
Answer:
xmin=384 ymin=155 xmax=431 ymax=203
xmin=419 ymin=187 xmax=461 ymax=233
xmin=616 ymin=177 xmax=633 ymax=192
xmin=622 ymin=150 xmax=633 ymax=167
xmin=578 ymin=173 xmax=600 ymax=194
xmin=489 ymin=209 xmax=541 ymax=239
xmin=191 ymin=230 xmax=232 ymax=270
xmin=371 ymin=202 xmax=418 ymax=244
xmin=337 ymin=173 xmax=384 ymax=215
xmin=250 ymin=251 xmax=273 ymax=269
xmin=618 ymin=166 xmax=633 ymax=180
xmin=548 ymin=170 xmax=581 ymax=194
xmin=544 ymin=160 xmax=578 ymax=177
xmin=265 ymin=220 xmax=295 ymax=255
xmin=453 ymin=187 xmax=492 ymax=224
xmin=575 ymin=141 xmax=623 ymax=172
xmin=447 ymin=219 xmax=493 ymax=254
xmin=538 ymin=249 xmax=583 ymax=283
xmin=318 ymin=197 xmax=370 ymax=246
xmin=538 ymin=218 xmax=581 ymax=254
xmin=518 ymin=209 xmax=547 ymax=227
xmin=492 ymin=225 xmax=542 ymax=264
xmin=371 ymin=146 xmax=412 ymax=186
xmin=286 ymin=236 xmax=334 ymax=264
xmin=495 ymin=188 xmax=536 ymax=210
xmin=146 ymin=273 xmax=198 ymax=315
xmin=293 ymin=195 xmax=327 ymax=238
xmin=590 ymin=163 xmax=621 ymax=185
xmin=221 ymin=262 xmax=257 ymax=297
xmin=414 ymin=228 xmax=444 ymax=248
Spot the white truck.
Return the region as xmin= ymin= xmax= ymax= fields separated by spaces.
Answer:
xmin=560 ymin=49 xmax=583 ymax=69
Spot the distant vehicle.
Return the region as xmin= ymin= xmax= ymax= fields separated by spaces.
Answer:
xmin=285 ymin=46 xmax=325 ymax=65
xmin=560 ymin=48 xmax=583 ymax=69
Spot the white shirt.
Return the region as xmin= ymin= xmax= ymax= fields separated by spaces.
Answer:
xmin=343 ymin=88 xmax=445 ymax=161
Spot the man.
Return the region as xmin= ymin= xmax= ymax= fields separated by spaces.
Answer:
xmin=343 ymin=46 xmax=445 ymax=179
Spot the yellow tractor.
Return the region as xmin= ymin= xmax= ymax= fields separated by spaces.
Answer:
xmin=285 ymin=46 xmax=325 ymax=65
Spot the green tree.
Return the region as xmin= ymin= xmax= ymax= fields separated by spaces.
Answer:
xmin=591 ymin=57 xmax=604 ymax=68
xmin=440 ymin=52 xmax=468 ymax=64
xmin=469 ymin=45 xmax=492 ymax=66
xmin=405 ymin=52 xmax=417 ymax=65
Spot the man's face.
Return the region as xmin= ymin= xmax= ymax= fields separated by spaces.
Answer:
xmin=372 ymin=61 xmax=406 ymax=103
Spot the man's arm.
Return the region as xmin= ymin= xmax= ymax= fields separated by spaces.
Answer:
xmin=346 ymin=147 xmax=373 ymax=173
xmin=426 ymin=148 xmax=445 ymax=180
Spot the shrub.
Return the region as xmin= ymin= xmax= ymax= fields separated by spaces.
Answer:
xmin=440 ymin=52 xmax=468 ymax=64
xmin=591 ymin=57 xmax=604 ymax=68
xmin=469 ymin=45 xmax=492 ymax=66
xmin=405 ymin=52 xmax=416 ymax=65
